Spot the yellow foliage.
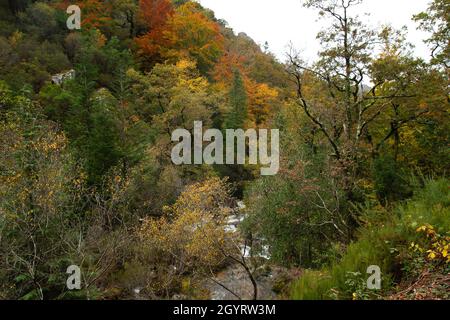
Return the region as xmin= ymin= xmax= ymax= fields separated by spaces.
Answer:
xmin=139 ymin=178 xmax=236 ymax=268
xmin=163 ymin=2 xmax=224 ymax=71
xmin=247 ymin=80 xmax=279 ymax=126
xmin=414 ymin=224 xmax=450 ymax=264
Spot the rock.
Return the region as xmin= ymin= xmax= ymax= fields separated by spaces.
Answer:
xmin=51 ymin=69 xmax=75 ymax=85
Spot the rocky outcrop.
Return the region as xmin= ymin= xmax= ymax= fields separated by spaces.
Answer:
xmin=51 ymin=69 xmax=76 ymax=85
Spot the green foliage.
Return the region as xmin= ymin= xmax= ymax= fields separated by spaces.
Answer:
xmin=242 ymin=104 xmax=353 ymax=267
xmin=0 ymin=0 xmax=448 ymax=301
xmin=413 ymin=0 xmax=450 ymax=67
xmin=20 ymin=2 xmax=60 ymax=41
xmin=85 ymin=88 xmax=124 ymax=184
xmin=223 ymin=69 xmax=248 ymax=129
xmin=372 ymin=155 xmax=412 ymax=203
xmin=74 ymin=33 xmax=134 ymax=91
xmin=291 ymin=178 xmax=450 ymax=300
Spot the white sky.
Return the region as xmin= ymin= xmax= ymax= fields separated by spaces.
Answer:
xmin=197 ymin=0 xmax=432 ymax=62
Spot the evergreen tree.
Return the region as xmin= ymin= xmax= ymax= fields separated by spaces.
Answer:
xmin=223 ymin=69 xmax=247 ymax=129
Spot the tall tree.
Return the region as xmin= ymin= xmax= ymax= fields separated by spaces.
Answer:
xmin=287 ymin=1 xmax=430 ymax=191
xmin=110 ymin=0 xmax=139 ymax=39
xmin=413 ymin=0 xmax=450 ymax=69
xmin=285 ymin=0 xmax=446 ymax=237
xmin=223 ymin=69 xmax=248 ymax=129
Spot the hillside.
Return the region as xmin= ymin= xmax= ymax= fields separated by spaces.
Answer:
xmin=0 ymin=0 xmax=448 ymax=300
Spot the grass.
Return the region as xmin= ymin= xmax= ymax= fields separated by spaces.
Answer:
xmin=291 ymin=178 xmax=450 ymax=300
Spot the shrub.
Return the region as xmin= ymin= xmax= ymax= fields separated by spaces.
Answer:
xmin=291 ymin=178 xmax=450 ymax=300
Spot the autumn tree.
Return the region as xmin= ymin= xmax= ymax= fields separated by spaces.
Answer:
xmin=54 ymin=0 xmax=113 ymax=30
xmin=138 ymin=0 xmax=173 ymax=33
xmin=212 ymin=52 xmax=248 ymax=86
xmin=135 ymin=0 xmax=174 ymax=65
xmin=246 ymin=80 xmax=278 ymax=126
xmin=368 ymin=27 xmax=449 ymax=190
xmin=287 ymin=1 xmax=439 ymax=200
xmin=127 ymin=59 xmax=215 ymax=135
xmin=288 ymin=0 xmax=376 ymax=159
xmin=163 ymin=2 xmax=224 ymax=73
xmin=79 ymin=0 xmax=113 ymax=30
xmin=213 ymin=52 xmax=279 ymax=127
xmin=123 ymin=59 xmax=219 ymax=216
xmin=223 ymin=32 xmax=291 ymax=90
xmin=283 ymin=0 xmax=450 ymax=240
xmin=0 ymin=82 xmax=128 ymax=299
xmin=369 ymin=27 xmax=447 ymax=160
xmin=139 ymin=178 xmax=258 ymax=299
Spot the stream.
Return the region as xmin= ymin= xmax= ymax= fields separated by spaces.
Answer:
xmin=205 ymin=201 xmax=277 ymax=300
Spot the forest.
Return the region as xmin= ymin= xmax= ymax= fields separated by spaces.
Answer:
xmin=0 ymin=0 xmax=448 ymax=300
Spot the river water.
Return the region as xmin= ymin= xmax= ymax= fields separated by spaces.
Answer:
xmin=206 ymin=201 xmax=277 ymax=300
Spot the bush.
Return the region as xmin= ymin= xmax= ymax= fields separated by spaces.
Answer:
xmin=242 ymin=142 xmax=348 ymax=268
xmin=372 ymin=155 xmax=412 ymax=203
xmin=291 ymin=178 xmax=450 ymax=300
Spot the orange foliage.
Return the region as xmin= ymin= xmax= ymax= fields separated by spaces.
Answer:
xmin=163 ymin=2 xmax=224 ymax=72
xmin=246 ymin=80 xmax=279 ymax=126
xmin=135 ymin=0 xmax=174 ymax=62
xmin=139 ymin=0 xmax=174 ymax=30
xmin=213 ymin=52 xmax=279 ymax=126
xmin=52 ymin=0 xmax=112 ymax=29
xmin=80 ymin=0 xmax=112 ymax=29
xmin=212 ymin=50 xmax=280 ymax=125
xmin=212 ymin=52 xmax=248 ymax=84
xmin=80 ymin=0 xmax=113 ymax=29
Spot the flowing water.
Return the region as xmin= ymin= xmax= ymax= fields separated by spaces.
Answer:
xmin=206 ymin=201 xmax=277 ymax=300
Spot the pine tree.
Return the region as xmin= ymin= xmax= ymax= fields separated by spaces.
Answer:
xmin=224 ymin=69 xmax=248 ymax=129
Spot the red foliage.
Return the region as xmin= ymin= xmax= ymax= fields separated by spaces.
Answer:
xmin=212 ymin=52 xmax=248 ymax=84
xmin=139 ymin=0 xmax=174 ymax=31
xmin=52 ymin=0 xmax=112 ymax=30
xmin=135 ymin=0 xmax=174 ymax=62
xmin=81 ymin=0 xmax=113 ymax=29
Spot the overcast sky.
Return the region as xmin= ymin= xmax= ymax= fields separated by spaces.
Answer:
xmin=198 ymin=0 xmax=432 ymax=63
